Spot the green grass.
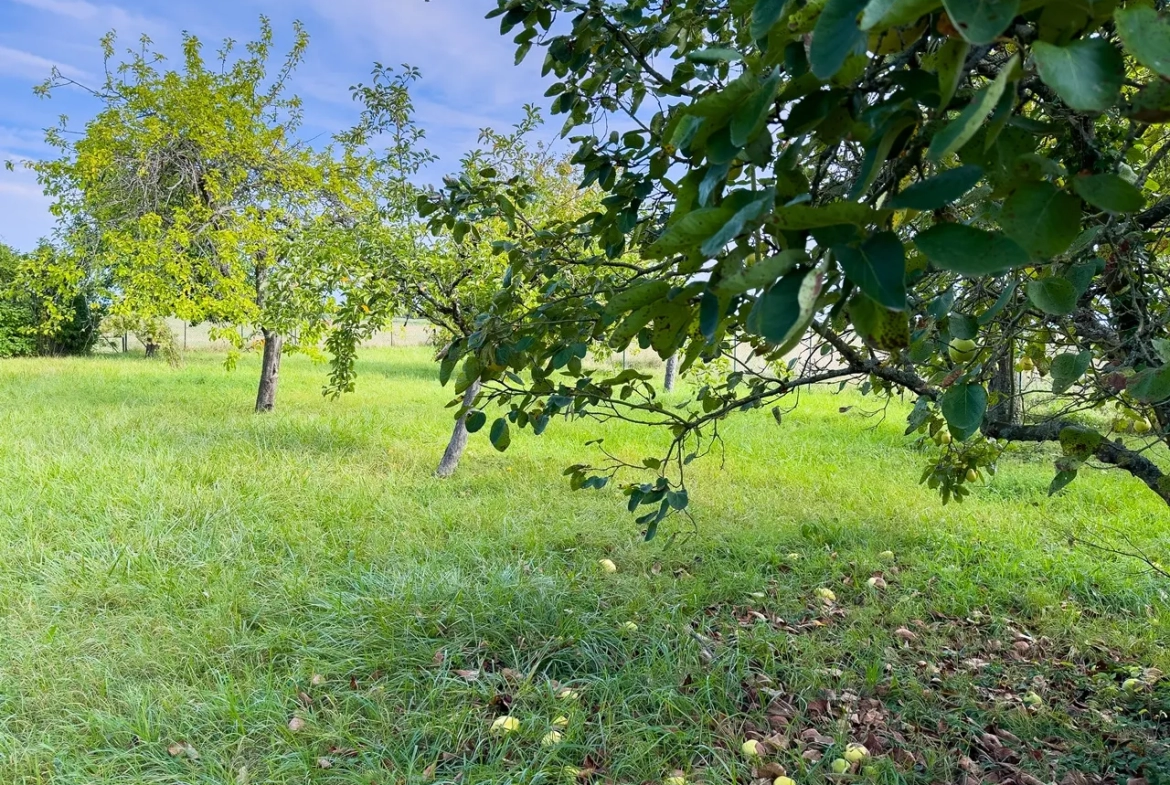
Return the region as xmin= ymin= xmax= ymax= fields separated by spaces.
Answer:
xmin=0 ymin=348 xmax=1167 ymax=785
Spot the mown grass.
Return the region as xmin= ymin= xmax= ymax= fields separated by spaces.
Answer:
xmin=0 ymin=348 xmax=1167 ymax=785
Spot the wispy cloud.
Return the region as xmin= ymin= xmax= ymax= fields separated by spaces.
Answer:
xmin=10 ymin=0 xmax=101 ymax=20
xmin=0 ymin=45 xmax=89 ymax=81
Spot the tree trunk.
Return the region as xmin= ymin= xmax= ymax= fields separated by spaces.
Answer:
xmin=663 ymin=355 xmax=678 ymax=392
xmin=435 ymin=379 xmax=482 ymax=478
xmin=988 ymin=343 xmax=1021 ymax=426
xmin=255 ymin=328 xmax=284 ymax=413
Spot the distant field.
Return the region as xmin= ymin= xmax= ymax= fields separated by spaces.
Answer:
xmin=0 ymin=348 xmax=1166 ymax=784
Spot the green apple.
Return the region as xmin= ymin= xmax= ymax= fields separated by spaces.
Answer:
xmin=598 ymin=558 xmax=618 ymax=573
xmin=774 ymin=778 xmax=797 ymax=785
xmin=844 ymin=743 xmax=869 ymax=763
xmin=542 ymin=731 xmax=563 ymax=746
xmin=830 ymin=758 xmax=850 ymax=774
xmin=948 ymin=338 xmax=978 ymax=364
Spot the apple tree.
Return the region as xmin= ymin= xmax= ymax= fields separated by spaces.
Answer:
xmin=427 ymin=0 xmax=1170 ymax=529
xmin=20 ymin=19 xmax=373 ymax=411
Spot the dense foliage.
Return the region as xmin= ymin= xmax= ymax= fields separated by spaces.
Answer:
xmin=0 ymin=243 xmax=101 ymax=357
xmin=421 ymin=0 xmax=1170 ymax=525
xmin=19 ymin=21 xmax=373 ymax=408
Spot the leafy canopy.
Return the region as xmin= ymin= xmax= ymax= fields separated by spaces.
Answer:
xmin=424 ymin=0 xmax=1170 ymax=528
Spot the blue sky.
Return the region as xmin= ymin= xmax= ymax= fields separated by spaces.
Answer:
xmin=0 ymin=0 xmax=554 ymax=251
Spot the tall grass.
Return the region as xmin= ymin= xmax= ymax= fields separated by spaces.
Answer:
xmin=0 ymin=349 xmax=1166 ymax=784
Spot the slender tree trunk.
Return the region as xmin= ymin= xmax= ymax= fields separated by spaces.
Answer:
xmin=663 ymin=355 xmax=678 ymax=392
xmin=255 ymin=328 xmax=284 ymax=413
xmin=988 ymin=342 xmax=1021 ymax=425
xmin=435 ymin=380 xmax=482 ymax=478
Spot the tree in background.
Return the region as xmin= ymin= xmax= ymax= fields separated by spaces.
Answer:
xmin=20 ymin=19 xmax=373 ymax=411
xmin=425 ymin=0 xmax=1170 ymax=528
xmin=326 ymin=73 xmax=607 ymax=476
xmin=0 ymin=242 xmax=102 ymax=357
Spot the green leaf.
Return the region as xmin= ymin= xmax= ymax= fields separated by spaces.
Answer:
xmin=934 ymin=37 xmax=969 ymax=110
xmin=999 ymin=181 xmax=1081 ymax=259
xmin=688 ymin=73 xmax=758 ymax=120
xmin=701 ymin=192 xmax=775 ymax=257
xmin=1115 ymin=5 xmax=1170 ymax=80
xmin=689 ymin=47 xmax=743 ymax=63
xmin=1032 ymin=39 xmax=1123 ymax=113
xmin=650 ymin=302 xmax=693 ymax=356
xmin=1051 ymin=351 xmax=1092 ymax=395
xmin=941 ymin=0 xmax=1019 ymax=44
xmin=699 ymin=291 xmax=722 ymax=340
xmin=605 ymin=280 xmax=671 ymax=317
xmin=752 ymin=0 xmax=788 ymax=39
xmin=747 ymin=268 xmax=822 ymax=345
xmin=1026 ymin=277 xmax=1078 ymax=316
xmin=851 ymin=113 xmax=918 ymax=199
xmin=465 ymin=410 xmax=487 ymax=434
xmin=861 ymin=0 xmax=942 ymax=30
xmin=809 ymin=0 xmax=868 ymax=79
xmin=1049 ymin=469 xmax=1077 ymax=495
xmin=489 ymin=418 xmax=511 ymax=452
xmin=834 ymin=232 xmax=907 ymax=310
xmin=646 ymin=207 xmax=735 ymax=258
xmin=850 ymin=293 xmax=910 ymax=350
xmin=716 ymin=250 xmax=806 ymax=295
xmin=608 ymin=303 xmax=659 ymax=349
xmin=913 ymin=223 xmax=1029 ymax=275
xmin=941 ymin=382 xmax=988 ymax=441
xmin=890 ymin=165 xmax=983 ymax=209
xmin=977 ymin=280 xmax=1017 ymax=325
xmin=771 ymin=202 xmax=890 ymax=229
xmin=731 ymin=70 xmax=782 ymax=147
xmin=1130 ymin=366 xmax=1170 ymax=404
xmin=1072 ymin=174 xmax=1144 ymax=214
xmin=927 ymin=54 xmax=1017 ymax=162
xmin=1059 ymin=425 xmax=1102 ymax=461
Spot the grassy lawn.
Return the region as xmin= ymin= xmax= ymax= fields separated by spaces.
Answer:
xmin=0 ymin=348 xmax=1167 ymax=785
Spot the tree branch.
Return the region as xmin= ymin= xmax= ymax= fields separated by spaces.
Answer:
xmin=982 ymin=420 xmax=1170 ymax=506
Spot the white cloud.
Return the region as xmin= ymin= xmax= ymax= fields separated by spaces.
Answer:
xmin=10 ymin=0 xmax=101 ymax=20
xmin=0 ymin=45 xmax=89 ymax=81
xmin=10 ymin=0 xmax=161 ymax=36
